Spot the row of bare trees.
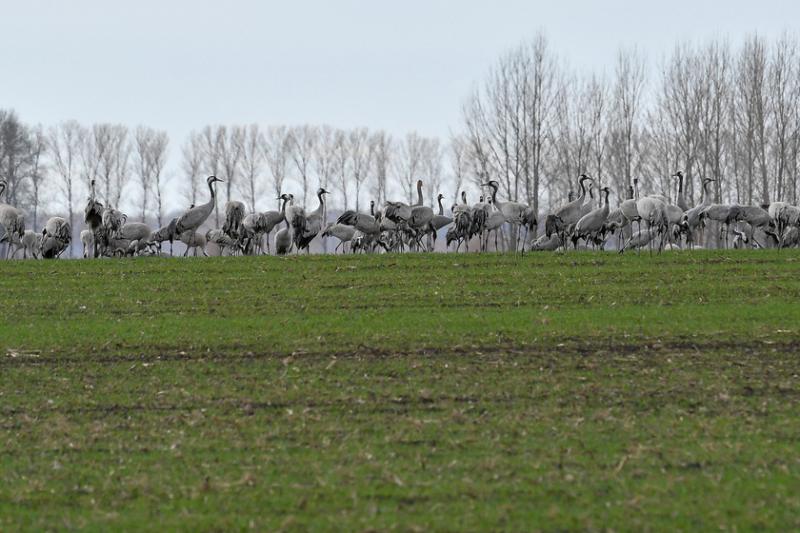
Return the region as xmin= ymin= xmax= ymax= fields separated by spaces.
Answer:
xmin=463 ymin=32 xmax=800 ymax=212
xmin=2 ymin=114 xmax=451 ymax=233
xmin=4 ymin=32 xmax=800 ymax=236
xmin=180 ymin=125 xmax=447 ymax=225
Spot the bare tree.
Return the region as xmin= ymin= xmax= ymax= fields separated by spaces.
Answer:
xmin=0 ymin=110 xmax=35 ymax=208
xmin=448 ymin=134 xmax=469 ymax=204
xmin=369 ymin=130 xmax=393 ymax=205
xmin=26 ymin=126 xmax=47 ymax=229
xmin=460 ymin=33 xmax=559 ymax=212
xmin=314 ymin=125 xmax=338 ymax=209
xmin=608 ymin=46 xmax=647 ymax=197
xmin=47 ymin=121 xmax=82 ymax=255
xmin=649 ymin=43 xmax=703 ymax=201
xmin=586 ymin=75 xmax=608 ymax=204
xmin=768 ymin=33 xmax=799 ymax=202
xmin=200 ymin=125 xmax=224 ymax=226
xmin=263 ymin=125 xmax=292 ymax=200
xmin=421 ymin=137 xmax=443 ymax=207
xmin=133 ymin=126 xmax=169 ymax=225
xmin=87 ymin=124 xmax=130 ymax=207
xmin=289 ymin=125 xmax=318 ymax=209
xmin=218 ymin=125 xmax=244 ymax=205
xmin=698 ymin=40 xmax=732 ymax=203
xmin=734 ymin=35 xmax=770 ymax=204
xmin=348 ymin=128 xmax=373 ymax=212
xmin=395 ymin=132 xmax=426 ymax=204
xmin=181 ymin=130 xmax=205 ymax=206
xmin=237 ymin=124 xmax=266 ymax=212
xmin=149 ymin=132 xmax=169 ymax=227
xmin=332 ymin=130 xmax=350 ymax=209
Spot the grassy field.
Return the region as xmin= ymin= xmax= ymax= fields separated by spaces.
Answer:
xmin=2 ymin=251 xmax=800 ymax=530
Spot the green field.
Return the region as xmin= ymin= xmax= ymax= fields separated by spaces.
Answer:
xmin=2 ymin=251 xmax=800 ymax=530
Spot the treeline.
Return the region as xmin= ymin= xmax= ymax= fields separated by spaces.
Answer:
xmin=0 ymin=113 xmax=449 ymax=232
xmin=463 ymin=32 xmax=800 ymax=213
xmin=2 ymin=32 xmax=800 ymax=234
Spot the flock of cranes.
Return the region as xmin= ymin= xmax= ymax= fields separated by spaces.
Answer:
xmin=0 ymin=171 xmax=797 ymax=260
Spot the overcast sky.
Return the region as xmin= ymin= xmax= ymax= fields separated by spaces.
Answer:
xmin=3 ymin=0 xmax=796 ymax=146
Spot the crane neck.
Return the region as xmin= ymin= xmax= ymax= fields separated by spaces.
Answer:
xmin=702 ymin=181 xmax=712 ymax=205
xmin=416 ymin=182 xmax=423 ymax=206
xmin=489 ymin=183 xmax=499 ymax=206
xmin=461 ymin=191 xmax=467 ymax=205
xmin=678 ymin=174 xmax=684 ymax=194
xmin=437 ymin=196 xmax=444 ymax=216
xmin=317 ymin=190 xmax=325 ymax=213
xmin=577 ymin=178 xmax=588 ymax=202
xmin=603 ymin=189 xmax=610 ymax=207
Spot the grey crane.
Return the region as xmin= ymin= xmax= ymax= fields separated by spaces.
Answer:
xmin=700 ymin=203 xmax=743 ymax=249
xmin=274 ymin=194 xmax=294 ymax=256
xmin=241 ymin=213 xmax=265 ymax=255
xmin=293 ymin=188 xmax=331 ymax=253
xmin=573 ymin=187 xmax=610 ymax=249
xmin=680 ymin=178 xmax=716 ymax=247
xmin=737 ymin=205 xmax=774 ymax=248
xmin=673 ymin=171 xmax=690 ymax=212
xmin=449 ymin=192 xmax=473 ymax=252
xmin=530 ymin=233 xmax=564 ymax=252
xmin=482 ymin=180 xmax=536 ymax=252
xmin=84 ymin=179 xmax=104 ymax=257
xmin=384 ymin=180 xmax=425 ymax=224
xmin=635 ymin=196 xmax=668 ymax=253
xmin=205 ymin=229 xmax=240 ymax=256
xmin=175 ymin=176 xmax=224 ymax=243
xmin=422 ymin=193 xmax=453 ymax=250
xmin=0 ymin=179 xmax=26 ymax=259
xmin=80 ymin=229 xmax=94 ymax=258
xmin=779 ymin=226 xmax=800 ymax=248
xmin=620 ymin=227 xmax=660 ymax=254
xmin=148 ymin=217 xmax=178 ymax=255
xmin=118 ymin=222 xmax=152 ymax=255
xmin=470 ymin=192 xmax=489 ymax=246
xmin=41 ymin=217 xmax=71 ymax=259
xmin=321 ymin=222 xmax=356 ymax=253
xmin=222 ymin=200 xmax=246 ymax=248
xmin=546 ymin=175 xmax=594 ymax=242
xmin=337 ymin=205 xmax=382 ymax=237
xmin=19 ymin=229 xmax=41 ymax=259
xmin=179 ymin=230 xmax=207 ymax=256
xmin=244 ymin=202 xmax=287 ymax=255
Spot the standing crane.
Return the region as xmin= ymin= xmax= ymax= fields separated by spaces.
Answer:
xmin=175 ymin=176 xmax=224 ymax=245
xmin=573 ymin=187 xmax=611 ymax=249
xmin=482 ymin=180 xmax=535 ymax=253
xmin=0 ymin=179 xmax=26 ymax=259
xmin=673 ymin=171 xmax=690 ymax=211
xmin=293 ymin=188 xmax=330 ymax=253
xmin=274 ymin=194 xmax=294 ymax=256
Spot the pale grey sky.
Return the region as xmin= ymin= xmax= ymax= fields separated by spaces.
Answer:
xmin=1 ymin=0 xmax=797 ymax=212
xmin=3 ymin=0 xmax=795 ymax=144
